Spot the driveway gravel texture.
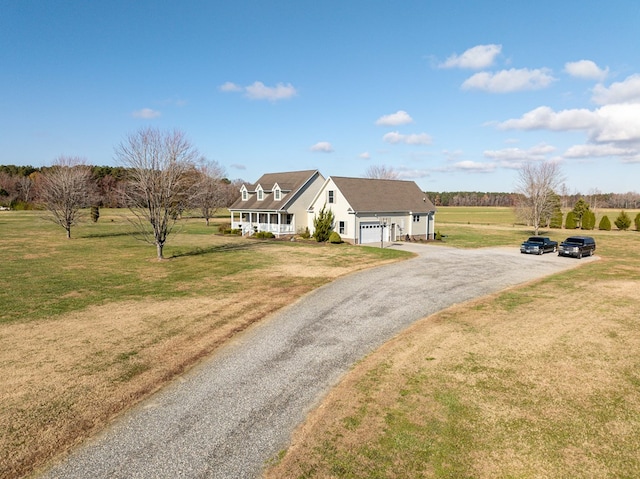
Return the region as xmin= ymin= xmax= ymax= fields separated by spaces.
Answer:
xmin=38 ymin=244 xmax=595 ymax=479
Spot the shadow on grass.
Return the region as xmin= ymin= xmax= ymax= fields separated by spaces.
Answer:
xmin=171 ymin=241 xmax=269 ymax=258
xmin=81 ymin=231 xmax=137 ymax=239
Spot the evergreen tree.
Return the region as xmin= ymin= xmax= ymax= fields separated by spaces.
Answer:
xmin=598 ymin=215 xmax=611 ymax=231
xmin=312 ymin=204 xmax=335 ymax=242
xmin=565 ymin=211 xmax=577 ymax=229
xmin=549 ymin=205 xmax=563 ymax=228
xmin=614 ymin=211 xmax=632 ymax=230
xmin=571 ymin=198 xmax=590 ymax=228
xmin=581 ymin=210 xmax=596 ymax=230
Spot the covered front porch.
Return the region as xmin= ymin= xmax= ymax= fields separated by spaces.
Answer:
xmin=230 ymin=211 xmax=295 ymax=236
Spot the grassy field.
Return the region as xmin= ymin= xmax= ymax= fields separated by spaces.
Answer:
xmin=266 ymin=207 xmax=640 ymax=479
xmin=3 ymin=206 xmax=640 ymax=479
xmin=0 ymin=209 xmax=409 ymax=479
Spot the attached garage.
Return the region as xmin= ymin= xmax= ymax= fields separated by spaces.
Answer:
xmin=359 ymin=222 xmax=389 ymax=244
xmin=307 ymin=176 xmax=437 ymax=244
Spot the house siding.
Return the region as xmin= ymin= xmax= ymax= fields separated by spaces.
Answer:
xmin=308 ymin=176 xmax=437 ymax=244
xmin=286 ymin=173 xmax=325 ymax=234
xmin=229 ymin=170 xmax=324 ymax=236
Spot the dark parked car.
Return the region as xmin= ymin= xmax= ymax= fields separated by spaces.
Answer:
xmin=520 ymin=236 xmax=558 ymax=255
xmin=558 ymin=236 xmax=596 ymax=258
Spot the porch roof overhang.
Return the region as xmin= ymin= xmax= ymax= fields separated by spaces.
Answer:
xmin=229 ymin=208 xmax=288 ymax=213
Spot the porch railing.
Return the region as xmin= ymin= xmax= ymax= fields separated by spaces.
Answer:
xmin=233 ymin=222 xmax=295 ymax=236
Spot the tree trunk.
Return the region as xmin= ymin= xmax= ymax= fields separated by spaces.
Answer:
xmin=156 ymin=243 xmax=164 ymax=260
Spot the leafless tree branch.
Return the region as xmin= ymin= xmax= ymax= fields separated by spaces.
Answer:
xmin=115 ymin=127 xmax=199 ymax=259
xmin=38 ymin=156 xmax=94 ymax=239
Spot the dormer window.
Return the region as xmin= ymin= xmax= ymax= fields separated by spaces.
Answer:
xmin=241 ymin=185 xmax=248 ymax=201
xmin=257 ymin=185 xmax=264 ymax=201
xmin=274 ymin=187 xmax=281 ymax=201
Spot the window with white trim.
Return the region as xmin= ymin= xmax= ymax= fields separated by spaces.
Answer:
xmin=241 ymin=188 xmax=248 ymax=201
xmin=339 ymin=221 xmax=346 ymax=234
xmin=328 ymin=190 xmax=335 ymax=204
xmin=257 ymin=186 xmax=264 ymax=201
xmin=274 ymin=187 xmax=281 ymax=200
xmin=413 ymin=215 xmax=420 ymax=222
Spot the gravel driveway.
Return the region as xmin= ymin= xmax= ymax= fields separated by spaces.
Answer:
xmin=39 ymin=244 xmax=594 ymax=479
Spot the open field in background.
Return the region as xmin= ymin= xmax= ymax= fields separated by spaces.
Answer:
xmin=266 ymin=210 xmax=640 ymax=478
xmin=0 ymin=209 xmax=409 ymax=479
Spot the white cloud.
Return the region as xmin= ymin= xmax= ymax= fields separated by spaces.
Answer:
xmin=375 ymin=110 xmax=414 ymax=126
xmin=591 ymin=103 xmax=640 ymax=142
xmin=484 ymin=143 xmax=556 ymax=163
xmin=498 ymin=106 xmax=598 ymax=131
xmin=462 ymin=68 xmax=556 ymax=93
xmin=394 ymin=167 xmax=432 ymax=180
xmin=219 ymin=81 xmax=298 ymax=101
xmin=383 ymin=131 xmax=432 ymax=145
xmin=592 ymin=74 xmax=640 ymax=105
xmin=219 ymin=81 xmax=242 ymax=92
xmin=453 ymin=161 xmax=496 ymax=172
xmin=499 ymin=103 xmax=640 ymax=145
xmin=440 ymin=44 xmax=502 ymax=69
xmin=132 ymin=108 xmax=161 ymax=119
xmin=310 ymin=141 xmax=334 ymax=153
xmin=564 ymin=60 xmax=608 ymax=81
xmin=359 ymin=152 xmax=371 ymax=159
xmin=563 ymin=144 xmax=637 ymax=159
xmin=230 ymin=163 xmax=246 ymax=170
xmin=245 ymin=81 xmax=297 ymax=101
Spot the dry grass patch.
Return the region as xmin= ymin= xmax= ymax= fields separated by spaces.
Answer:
xmin=1 ymin=211 xmax=410 ymax=479
xmin=267 ymin=263 xmax=640 ymax=478
xmin=1 ymin=280 xmax=331 ymax=478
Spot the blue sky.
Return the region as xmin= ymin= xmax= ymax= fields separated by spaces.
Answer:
xmin=2 ymin=1 xmax=640 ymax=194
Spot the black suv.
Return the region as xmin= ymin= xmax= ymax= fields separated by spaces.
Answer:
xmin=558 ymin=236 xmax=596 ymax=259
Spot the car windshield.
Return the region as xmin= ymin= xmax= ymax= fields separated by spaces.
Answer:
xmin=528 ymin=238 xmax=542 ymax=243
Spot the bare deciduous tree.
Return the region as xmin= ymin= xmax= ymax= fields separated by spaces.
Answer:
xmin=515 ymin=161 xmax=564 ymax=235
xmin=17 ymin=175 xmax=35 ymax=203
xmin=115 ymin=127 xmax=199 ymax=260
xmin=38 ymin=156 xmax=94 ymax=239
xmin=190 ymin=159 xmax=227 ymax=226
xmin=364 ymin=165 xmax=399 ymax=179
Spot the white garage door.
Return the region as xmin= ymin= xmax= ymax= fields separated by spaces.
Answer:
xmin=360 ymin=223 xmax=388 ymax=244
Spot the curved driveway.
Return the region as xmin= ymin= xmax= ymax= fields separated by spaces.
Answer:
xmin=40 ymin=244 xmax=594 ymax=479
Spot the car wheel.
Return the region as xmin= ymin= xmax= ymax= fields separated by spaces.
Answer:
xmin=553 ymin=246 xmax=557 ymax=253
xmin=577 ymin=251 xmax=582 ymax=259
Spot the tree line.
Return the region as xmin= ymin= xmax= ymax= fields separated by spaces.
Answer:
xmin=0 ymin=162 xmax=240 ymax=211
xmin=425 ymin=190 xmax=640 ymax=209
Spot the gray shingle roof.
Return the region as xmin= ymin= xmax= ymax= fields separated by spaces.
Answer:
xmin=330 ymin=176 xmax=436 ymax=213
xmin=230 ymin=169 xmax=320 ymax=211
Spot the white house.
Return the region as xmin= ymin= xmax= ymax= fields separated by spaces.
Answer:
xmin=307 ymin=176 xmax=437 ymax=244
xmin=229 ymin=169 xmax=325 ymax=237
